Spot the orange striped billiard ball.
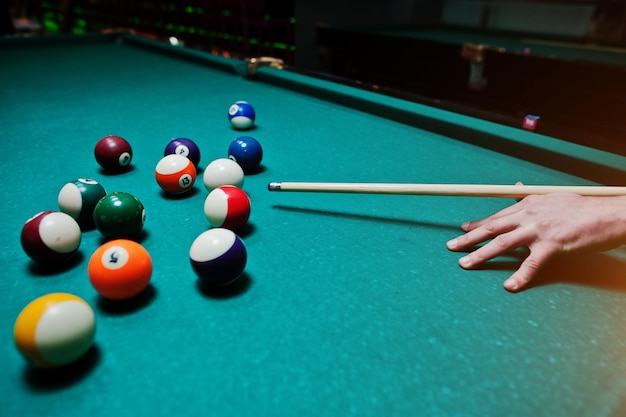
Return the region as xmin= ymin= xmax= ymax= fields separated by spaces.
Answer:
xmin=88 ymin=239 xmax=152 ymax=300
xmin=155 ymin=154 xmax=196 ymax=194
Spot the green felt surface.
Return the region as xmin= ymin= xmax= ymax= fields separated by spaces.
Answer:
xmin=350 ymin=26 xmax=626 ymax=66
xmin=3 ymin=34 xmax=626 ymax=417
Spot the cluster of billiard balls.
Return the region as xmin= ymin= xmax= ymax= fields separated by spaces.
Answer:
xmin=14 ymin=101 xmax=262 ymax=368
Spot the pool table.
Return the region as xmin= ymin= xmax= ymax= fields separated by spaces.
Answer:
xmin=3 ymin=33 xmax=626 ymax=417
xmin=315 ymin=25 xmax=626 ymax=153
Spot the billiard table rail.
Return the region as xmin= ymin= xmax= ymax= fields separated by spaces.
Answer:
xmin=6 ymin=31 xmax=625 ymax=186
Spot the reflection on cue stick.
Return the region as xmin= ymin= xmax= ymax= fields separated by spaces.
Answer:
xmin=267 ymin=182 xmax=626 ymax=198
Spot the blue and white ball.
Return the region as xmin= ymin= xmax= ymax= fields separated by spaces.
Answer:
xmin=228 ymin=101 xmax=255 ymax=130
xmin=189 ymin=228 xmax=247 ymax=285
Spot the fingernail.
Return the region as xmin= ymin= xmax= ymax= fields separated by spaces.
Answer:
xmin=447 ymin=238 xmax=457 ymax=249
xmin=504 ymin=279 xmax=518 ymax=291
xmin=461 ymin=222 xmax=471 ymax=231
xmin=459 ymin=256 xmax=471 ymax=267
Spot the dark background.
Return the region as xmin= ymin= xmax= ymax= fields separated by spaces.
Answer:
xmin=5 ymin=1 xmax=626 ymax=153
xmin=6 ymin=1 xmax=625 ymax=67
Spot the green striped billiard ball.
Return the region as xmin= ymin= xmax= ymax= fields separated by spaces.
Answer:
xmin=58 ymin=178 xmax=107 ymax=229
xmin=93 ymin=192 xmax=145 ymax=239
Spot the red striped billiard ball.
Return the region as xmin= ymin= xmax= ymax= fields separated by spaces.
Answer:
xmin=88 ymin=239 xmax=152 ymax=300
xmin=155 ymin=154 xmax=197 ymax=194
xmin=189 ymin=228 xmax=247 ymax=286
xmin=20 ymin=211 xmax=81 ymax=263
xmin=95 ymin=135 xmax=133 ymax=172
xmin=203 ymin=185 xmax=251 ymax=231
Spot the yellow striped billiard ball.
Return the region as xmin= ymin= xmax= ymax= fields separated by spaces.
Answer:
xmin=13 ymin=293 xmax=96 ymax=368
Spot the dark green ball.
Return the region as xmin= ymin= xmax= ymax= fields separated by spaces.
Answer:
xmin=93 ymin=192 xmax=145 ymax=238
xmin=58 ymin=178 xmax=107 ymax=229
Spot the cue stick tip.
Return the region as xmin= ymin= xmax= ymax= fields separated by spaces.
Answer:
xmin=267 ymin=182 xmax=282 ymax=192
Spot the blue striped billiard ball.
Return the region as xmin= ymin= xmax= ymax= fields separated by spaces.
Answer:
xmin=228 ymin=101 xmax=255 ymax=130
xmin=189 ymin=228 xmax=247 ymax=286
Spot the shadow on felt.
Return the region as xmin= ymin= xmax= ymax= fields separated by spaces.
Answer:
xmin=26 ymin=252 xmax=85 ymax=276
xmin=196 ymin=272 xmax=252 ymax=299
xmin=272 ymin=204 xmax=461 ymax=232
xmin=479 ymin=250 xmax=626 ymax=293
xmin=272 ymin=205 xmax=626 ymax=292
xmin=23 ymin=344 xmax=101 ymax=391
xmin=96 ymin=284 xmax=157 ymax=315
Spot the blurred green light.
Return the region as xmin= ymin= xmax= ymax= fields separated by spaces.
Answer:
xmin=43 ymin=19 xmax=59 ymax=32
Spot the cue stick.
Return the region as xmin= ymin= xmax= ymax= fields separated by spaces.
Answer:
xmin=267 ymin=182 xmax=626 ymax=198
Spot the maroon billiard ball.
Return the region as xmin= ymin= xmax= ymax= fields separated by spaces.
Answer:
xmin=20 ymin=211 xmax=82 ymax=263
xmin=95 ymin=135 xmax=133 ymax=172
